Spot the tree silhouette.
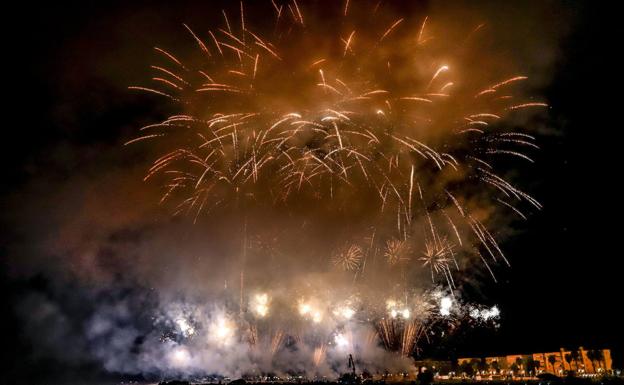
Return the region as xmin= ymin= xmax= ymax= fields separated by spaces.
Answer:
xmin=460 ymin=361 xmax=474 ymax=377
xmin=593 ymin=350 xmax=605 ymax=372
xmin=524 ymin=358 xmax=534 ymax=376
xmin=565 ymin=353 xmax=573 ymax=372
xmin=586 ymin=350 xmax=597 ymax=373
xmin=548 ymin=355 xmax=558 ymax=375
xmin=525 ymin=358 xmax=541 ymax=376
xmin=470 ymin=358 xmax=481 ymax=375
xmin=516 ymin=357 xmax=524 ymax=375
xmin=570 ymin=350 xmax=581 ymax=372
xmin=477 ymin=358 xmax=489 ymax=374
xmin=492 ymin=360 xmax=500 ymax=374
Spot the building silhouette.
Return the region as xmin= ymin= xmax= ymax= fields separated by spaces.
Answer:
xmin=458 ymin=347 xmax=612 ymax=376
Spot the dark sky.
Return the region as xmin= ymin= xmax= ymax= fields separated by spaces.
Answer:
xmin=2 ymin=0 xmax=620 ymax=382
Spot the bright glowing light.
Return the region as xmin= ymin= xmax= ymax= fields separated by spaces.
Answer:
xmin=387 ymin=299 xmax=410 ymax=319
xmin=469 ymin=304 xmax=501 ymax=321
xmin=342 ymin=308 xmax=355 ymax=319
xmin=333 ymin=305 xmax=355 ymax=320
xmin=481 ymin=305 xmax=500 ymax=320
xmin=299 ymin=300 xmax=323 ymax=323
xmin=209 ymin=314 xmax=235 ymax=345
xmin=299 ymin=302 xmax=312 ymax=315
xmin=312 ymin=311 xmax=323 ymax=323
xmin=334 ymin=333 xmax=349 ymax=349
xmin=440 ymin=296 xmax=453 ymax=316
xmin=169 ymin=346 xmax=191 ymax=367
xmin=252 ymin=293 xmax=270 ymax=317
xmin=175 ymin=317 xmax=195 ymax=337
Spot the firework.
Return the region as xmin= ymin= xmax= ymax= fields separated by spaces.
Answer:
xmin=332 ymin=244 xmax=363 ymax=271
xmin=401 ymin=321 xmax=424 ymax=357
xmin=420 ymin=237 xmax=457 ymax=288
xmin=377 ymin=318 xmax=421 ymax=356
xmin=439 ymin=296 xmax=453 ymax=316
xmin=333 ymin=304 xmax=356 ymax=320
xmin=127 ymin=0 xmax=546 ymax=370
xmin=313 ymin=344 xmax=327 ymax=367
xmin=129 ymin=2 xmax=545 ymax=271
xmin=251 ymin=292 xmax=270 ymax=318
xmin=270 ymin=329 xmax=286 ymax=356
xmin=175 ymin=317 xmax=196 ymax=337
xmin=169 ymin=346 xmax=192 ymax=368
xmin=469 ymin=304 xmax=501 ymax=321
xmin=384 ymin=238 xmax=411 ymax=266
xmin=208 ymin=313 xmax=236 ymax=346
xmin=298 ymin=299 xmax=324 ymax=323
xmin=334 ymin=332 xmax=348 ymax=348
xmin=386 ymin=299 xmax=410 ymax=320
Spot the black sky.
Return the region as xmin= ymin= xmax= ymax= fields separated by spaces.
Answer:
xmin=2 ymin=0 xmax=620 ymax=382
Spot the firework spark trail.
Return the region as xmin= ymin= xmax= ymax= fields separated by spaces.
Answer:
xmin=270 ymin=329 xmax=285 ymax=356
xmin=420 ymin=238 xmax=456 ymax=289
xmin=401 ymin=321 xmax=422 ymax=357
xmin=313 ymin=343 xmax=327 ymax=367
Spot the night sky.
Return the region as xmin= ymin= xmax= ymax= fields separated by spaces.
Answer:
xmin=2 ymin=0 xmax=619 ymax=383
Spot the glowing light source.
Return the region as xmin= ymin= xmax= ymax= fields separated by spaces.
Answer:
xmin=169 ymin=346 xmax=191 ymax=367
xmin=387 ymin=299 xmax=411 ymax=319
xmin=299 ymin=300 xmax=324 ymax=323
xmin=440 ymin=296 xmax=453 ymax=316
xmin=312 ymin=311 xmax=323 ymax=323
xmin=299 ymin=302 xmax=312 ymax=315
xmin=175 ymin=317 xmax=195 ymax=337
xmin=333 ymin=304 xmax=356 ymax=320
xmin=334 ymin=333 xmax=349 ymax=349
xmin=209 ymin=314 xmax=235 ymax=345
xmin=252 ymin=293 xmax=270 ymax=317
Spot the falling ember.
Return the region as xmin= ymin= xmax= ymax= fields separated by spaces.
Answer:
xmin=270 ymin=330 xmax=285 ymax=356
xmin=313 ymin=344 xmax=327 ymax=367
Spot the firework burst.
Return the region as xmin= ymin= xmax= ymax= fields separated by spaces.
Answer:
xmin=127 ymin=0 xmax=545 ymax=367
xmin=420 ymin=237 xmax=457 ymax=288
xmin=332 ymin=244 xmax=363 ymax=271
xmin=129 ymin=0 xmax=544 ymax=287
xmin=384 ymin=238 xmax=411 ymax=266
